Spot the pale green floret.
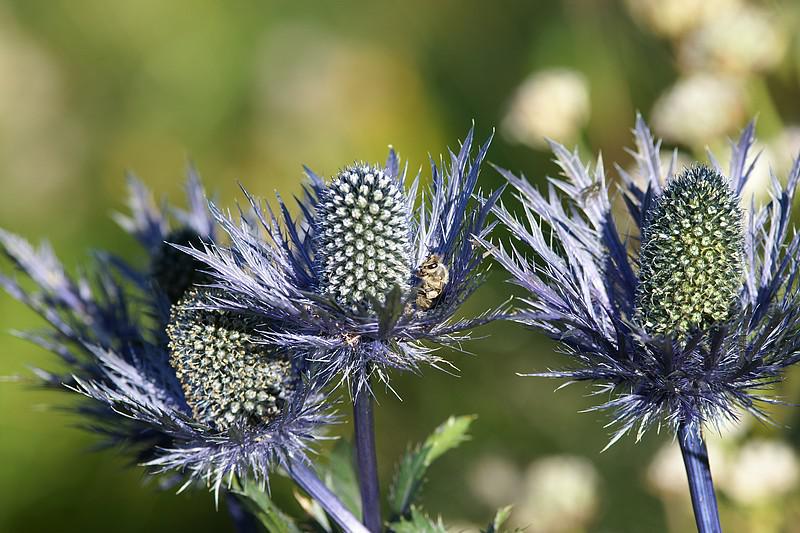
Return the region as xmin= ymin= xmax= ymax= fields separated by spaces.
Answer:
xmin=635 ymin=165 xmax=743 ymax=339
xmin=166 ymin=288 xmax=296 ymax=430
xmin=316 ymin=164 xmax=411 ymax=309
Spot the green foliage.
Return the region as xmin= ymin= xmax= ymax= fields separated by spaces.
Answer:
xmin=293 ymin=490 xmax=332 ymax=532
xmin=389 ymin=506 xmax=448 ymax=533
xmin=389 ymin=415 xmax=476 ymax=518
xmin=481 ymin=506 xmax=520 ymax=533
xmin=231 ymin=477 xmax=301 ymax=533
xmin=323 ymin=439 xmax=363 ymax=517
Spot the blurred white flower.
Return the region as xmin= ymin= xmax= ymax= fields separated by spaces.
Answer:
xmin=647 ymin=439 xmax=729 ymax=497
xmin=680 ymin=5 xmax=787 ymax=74
xmin=511 ymin=455 xmax=600 ymax=532
xmin=769 ymin=126 xmax=800 ymax=174
xmin=647 ymin=443 xmax=688 ymax=496
xmin=502 ymin=68 xmax=590 ymax=150
xmin=651 ymin=74 xmax=744 ymax=147
xmin=466 ymin=454 xmax=522 ymax=509
xmin=624 ymin=0 xmax=741 ymax=38
xmin=722 ymin=439 xmax=799 ymax=505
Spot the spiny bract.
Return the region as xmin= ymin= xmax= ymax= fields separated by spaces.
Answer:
xmin=150 ymin=227 xmax=211 ymax=304
xmin=316 ymin=163 xmax=411 ymax=308
xmin=636 ymin=165 xmax=743 ymax=338
xmin=167 ymin=287 xmax=296 ymax=430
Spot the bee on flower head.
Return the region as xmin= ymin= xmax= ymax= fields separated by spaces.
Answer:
xmin=174 ymin=128 xmax=504 ymax=396
xmin=416 ymin=253 xmax=450 ymax=310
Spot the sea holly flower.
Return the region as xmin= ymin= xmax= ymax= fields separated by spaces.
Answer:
xmin=0 ymin=172 xmax=363 ymax=532
xmin=485 ymin=116 xmax=800 ymax=532
xmin=178 ymin=128 xmax=502 ymax=531
xmin=114 ymin=170 xmax=216 ymax=305
xmin=181 ymin=128 xmax=501 ymax=395
xmin=635 ymin=166 xmax=743 ymax=338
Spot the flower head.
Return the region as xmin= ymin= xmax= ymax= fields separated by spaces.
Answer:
xmin=315 ymin=163 xmax=412 ymax=308
xmin=486 ymin=115 xmax=800 ymax=444
xmin=167 ymin=287 xmax=298 ymax=429
xmin=635 ymin=165 xmax=743 ymax=338
xmin=0 ymin=170 xmax=333 ymax=493
xmin=179 ymin=128 xmax=503 ymax=395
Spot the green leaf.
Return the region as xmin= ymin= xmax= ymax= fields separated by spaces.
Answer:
xmin=388 ymin=415 xmax=476 ymax=517
xmin=231 ymin=477 xmax=302 ymax=533
xmin=324 ymin=439 xmax=362 ymax=517
xmin=481 ymin=506 xmax=514 ymax=533
xmin=376 ymin=284 xmax=407 ymax=338
xmin=294 ymin=489 xmax=332 ymax=532
xmin=423 ymin=415 xmax=475 ymax=463
xmin=390 ymin=506 xmax=448 ymax=533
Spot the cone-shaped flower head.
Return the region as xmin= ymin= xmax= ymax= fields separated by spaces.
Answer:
xmin=0 ymin=171 xmax=333 ymax=493
xmin=636 ymin=166 xmax=743 ymax=338
xmin=177 ymin=129 xmax=503 ymax=393
xmin=316 ymin=164 xmax=411 ymax=308
xmin=168 ymin=288 xmax=296 ymax=429
xmin=487 ymin=116 xmax=800 ymax=443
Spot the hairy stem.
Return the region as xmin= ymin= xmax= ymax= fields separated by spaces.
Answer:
xmin=678 ymin=419 xmax=722 ymax=533
xmin=288 ymin=460 xmax=369 ymax=533
xmin=353 ymin=387 xmax=382 ymax=532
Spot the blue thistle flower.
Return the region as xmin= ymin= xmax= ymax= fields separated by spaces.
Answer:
xmin=179 ymin=128 xmax=503 ymax=395
xmin=176 ymin=129 xmax=502 ymax=531
xmin=0 ymin=171 xmax=338 ymax=504
xmin=486 ymin=115 xmax=800 ymax=532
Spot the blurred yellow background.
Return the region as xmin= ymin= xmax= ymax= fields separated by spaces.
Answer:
xmin=2 ymin=1 xmax=800 ymax=532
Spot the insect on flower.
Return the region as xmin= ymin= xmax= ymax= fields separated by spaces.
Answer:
xmin=416 ymin=254 xmax=450 ymax=310
xmin=177 ymin=128 xmax=504 ymax=396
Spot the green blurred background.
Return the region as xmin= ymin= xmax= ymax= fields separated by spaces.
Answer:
xmin=3 ymin=1 xmax=800 ymax=532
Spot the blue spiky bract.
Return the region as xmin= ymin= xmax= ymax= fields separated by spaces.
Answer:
xmin=0 ymin=170 xmax=334 ymax=496
xmin=486 ymin=115 xmax=800 ymax=444
xmin=176 ymin=127 xmax=504 ymax=396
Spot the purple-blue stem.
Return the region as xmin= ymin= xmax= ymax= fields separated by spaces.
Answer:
xmin=353 ymin=387 xmax=382 ymax=532
xmin=678 ymin=419 xmax=722 ymax=533
xmin=225 ymin=492 xmax=260 ymax=533
xmin=288 ymin=460 xmax=369 ymax=533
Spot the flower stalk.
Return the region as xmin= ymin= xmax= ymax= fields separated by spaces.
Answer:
xmin=353 ymin=383 xmax=382 ymax=532
xmin=678 ymin=419 xmax=722 ymax=533
xmin=225 ymin=492 xmax=260 ymax=533
xmin=288 ymin=460 xmax=370 ymax=533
